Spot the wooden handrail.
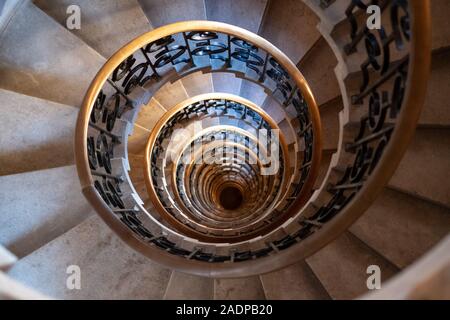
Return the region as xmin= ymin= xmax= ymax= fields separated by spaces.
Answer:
xmin=74 ymin=2 xmax=430 ymax=277
xmin=74 ymin=21 xmax=324 ymax=276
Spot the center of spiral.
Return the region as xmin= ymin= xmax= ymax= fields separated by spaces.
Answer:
xmin=219 ymin=186 xmax=244 ymax=210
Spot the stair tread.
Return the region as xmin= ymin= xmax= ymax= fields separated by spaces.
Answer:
xmin=133 ymin=181 xmax=148 ymax=201
xmin=153 ymin=80 xmax=189 ymax=110
xmin=164 ymin=271 xmax=214 ymax=300
xmin=0 ymin=1 xmax=105 ymax=107
xmin=128 ymin=124 xmax=151 ymax=155
xmin=128 ymin=154 xmax=146 ymax=184
xmin=431 ymin=0 xmax=450 ymax=51
xmin=314 ymin=150 xmax=334 ymax=190
xmin=389 ymin=128 xmax=450 ymax=208
xmin=419 ymin=49 xmax=450 ymax=127
xmin=138 ymin=0 xmax=205 ymax=27
xmin=260 ymin=260 xmax=330 ymax=299
xmin=182 ymin=72 xmax=214 ymax=97
xmin=262 ymin=96 xmax=288 ymax=124
xmin=298 ymin=37 xmax=340 ymax=106
xmin=34 ymin=0 xmax=153 ymax=58
xmin=259 ymin=0 xmax=320 ymax=62
xmin=350 ymin=188 xmax=450 ymax=269
xmin=0 ymin=165 xmax=93 ymax=258
xmin=0 ymin=89 xmax=77 ymax=176
xmin=214 ymin=276 xmax=266 ymax=300
xmin=362 ymin=235 xmax=450 ymax=300
xmin=319 ymin=98 xmax=342 ymax=151
xmin=306 ymin=232 xmax=398 ymax=299
xmin=239 ymin=80 xmax=267 ymax=106
xmin=205 ymin=0 xmax=268 ymax=33
xmin=8 ymin=215 xmax=171 ymax=299
xmin=212 ymin=73 xmax=242 ymax=96
xmin=135 ymin=97 xmax=166 ymax=130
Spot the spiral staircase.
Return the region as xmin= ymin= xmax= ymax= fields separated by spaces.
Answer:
xmin=0 ymin=0 xmax=449 ymax=300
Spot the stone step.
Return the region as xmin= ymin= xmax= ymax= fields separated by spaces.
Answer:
xmin=388 ymin=128 xmax=450 ymax=208
xmin=0 ymin=165 xmax=93 ymax=258
xmin=7 ymin=215 xmax=171 ymax=299
xmin=34 ymin=0 xmax=153 ymax=58
xmin=163 ymin=271 xmax=214 ymax=300
xmin=0 ymin=0 xmax=22 ymax=32
xmin=319 ymin=97 xmax=342 ymax=151
xmin=419 ymin=49 xmax=450 ymax=127
xmin=314 ymin=149 xmax=335 ymax=190
xmin=362 ymin=235 xmax=450 ymax=300
xmin=138 ymin=0 xmax=206 ymax=27
xmin=128 ymin=124 xmax=151 ymax=155
xmin=205 ymin=0 xmax=268 ymax=33
xmin=260 ymin=260 xmax=330 ymax=299
xmin=182 ymin=72 xmax=214 ymax=97
xmin=0 ymin=1 xmax=105 ymax=107
xmin=0 ymin=89 xmax=77 ymax=176
xmin=239 ymin=80 xmax=268 ymax=107
xmin=212 ymin=73 xmax=242 ymax=96
xmin=431 ymin=0 xmax=450 ymax=51
xmin=128 ymin=154 xmax=146 ymax=184
xmin=153 ymin=80 xmax=189 ymax=110
xmin=306 ymin=232 xmax=398 ymax=299
xmin=214 ymin=277 xmax=266 ymax=300
xmin=262 ymin=96 xmax=287 ymax=124
xmin=298 ymin=37 xmax=340 ymax=106
xmin=0 ymin=271 xmax=50 ymax=300
xmin=350 ymin=188 xmax=450 ymax=269
xmin=135 ymin=98 xmax=166 ymax=131
xmin=133 ymin=181 xmax=148 ymax=203
xmin=259 ymin=0 xmax=320 ymax=62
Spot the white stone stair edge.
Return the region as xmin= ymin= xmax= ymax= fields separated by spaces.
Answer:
xmin=202 ymin=0 xmax=207 ymax=17
xmin=207 ymin=71 xmax=215 ymax=96
xmin=0 ymin=245 xmax=17 ymax=271
xmin=258 ymin=274 xmax=269 ymax=300
xmin=0 ymin=271 xmax=50 ymax=299
xmin=179 ymin=79 xmax=190 ymax=101
xmin=0 ymin=0 xmax=24 ymax=34
xmin=162 ymin=271 xmax=175 ymax=299
xmin=360 ymin=234 xmax=450 ymax=300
